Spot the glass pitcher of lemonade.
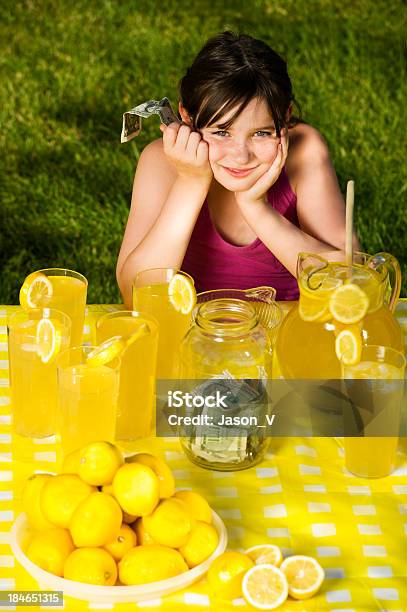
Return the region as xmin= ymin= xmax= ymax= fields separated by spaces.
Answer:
xmin=275 ymin=251 xmax=403 ymax=379
xmin=178 ymin=287 xmax=282 ymax=471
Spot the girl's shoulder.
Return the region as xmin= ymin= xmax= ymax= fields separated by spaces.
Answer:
xmin=285 ymin=123 xmax=332 ymax=191
xmin=137 ymin=137 xmax=176 ymax=178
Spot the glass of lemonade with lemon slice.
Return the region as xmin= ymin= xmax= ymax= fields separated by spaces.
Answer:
xmin=96 ymin=311 xmax=159 ymax=442
xmin=133 ymin=269 xmax=196 ymax=379
xmin=8 ymin=308 xmax=71 ymax=438
xmin=57 ymin=344 xmax=121 ymax=456
xmin=342 ymin=344 xmax=406 ymax=478
xmin=19 ymin=268 xmax=87 ymax=348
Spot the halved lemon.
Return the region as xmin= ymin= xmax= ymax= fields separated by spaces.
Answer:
xmin=329 ymin=283 xmax=369 ymax=324
xmin=86 ymin=336 xmax=126 ymax=367
xmin=245 ymin=544 xmax=283 ymax=568
xmin=20 ymin=272 xmax=53 ymax=310
xmin=242 ymin=563 xmax=288 ymax=610
xmin=280 ymin=555 xmax=324 ymax=600
xmin=168 ymin=273 xmax=196 ymax=315
xmin=36 ymin=317 xmax=62 ymax=363
xmin=335 ymin=326 xmax=362 ymax=365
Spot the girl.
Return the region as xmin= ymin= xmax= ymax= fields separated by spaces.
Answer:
xmin=117 ymin=31 xmax=359 ymax=307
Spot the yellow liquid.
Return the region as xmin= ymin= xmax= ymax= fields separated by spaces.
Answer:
xmin=343 ymin=361 xmax=402 ymax=478
xmin=40 ymin=276 xmax=87 ymax=347
xmin=133 ymin=283 xmax=192 ymax=379
xmin=276 ymin=263 xmax=403 ymax=379
xmin=9 ymin=321 xmax=69 ymax=438
xmin=96 ymin=316 xmax=158 ymax=441
xmin=58 ymin=364 xmax=118 ymax=456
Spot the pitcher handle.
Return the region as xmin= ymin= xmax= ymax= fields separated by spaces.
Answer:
xmin=245 ymin=286 xmax=276 ymax=303
xmin=374 ymin=252 xmax=401 ymax=312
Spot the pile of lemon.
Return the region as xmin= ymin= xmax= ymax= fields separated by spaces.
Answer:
xmin=22 ymin=441 xmax=219 ymax=586
xmin=208 ymin=546 xmax=324 ymax=610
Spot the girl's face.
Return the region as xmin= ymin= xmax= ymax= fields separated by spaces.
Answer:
xmin=200 ymin=97 xmax=281 ymax=192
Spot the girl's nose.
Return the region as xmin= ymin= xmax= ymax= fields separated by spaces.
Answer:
xmin=231 ymin=141 xmax=251 ymax=164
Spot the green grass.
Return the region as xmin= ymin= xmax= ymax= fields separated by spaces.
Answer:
xmin=1 ymin=0 xmax=406 ymax=303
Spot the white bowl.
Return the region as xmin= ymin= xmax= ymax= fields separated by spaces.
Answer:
xmin=10 ymin=512 xmax=227 ymax=603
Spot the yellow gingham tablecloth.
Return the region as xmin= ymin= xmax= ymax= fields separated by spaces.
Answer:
xmin=1 ymin=302 xmax=407 ymax=612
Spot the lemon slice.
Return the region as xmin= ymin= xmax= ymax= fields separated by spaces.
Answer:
xmin=280 ymin=555 xmax=324 ymax=600
xmin=86 ymin=336 xmax=126 ymax=367
xmin=125 ymin=323 xmax=150 ymax=347
xmin=36 ymin=317 xmax=62 ymax=363
xmin=245 ymin=544 xmax=283 ymax=568
xmin=168 ymin=273 xmax=196 ymax=315
xmin=298 ymin=295 xmax=332 ymax=322
xmin=329 ymin=283 xmax=369 ymax=324
xmin=20 ymin=272 xmax=53 ymax=310
xmin=242 ymin=563 xmax=288 ymax=610
xmin=335 ymin=326 xmax=362 ymax=365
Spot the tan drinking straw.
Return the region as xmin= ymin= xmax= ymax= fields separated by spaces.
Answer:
xmin=345 ymin=180 xmax=355 ymax=270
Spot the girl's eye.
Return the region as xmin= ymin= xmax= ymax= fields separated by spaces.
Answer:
xmin=254 ymin=130 xmax=276 ymax=137
xmin=212 ymin=130 xmax=229 ymax=137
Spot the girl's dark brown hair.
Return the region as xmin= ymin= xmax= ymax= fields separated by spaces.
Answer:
xmin=179 ymin=31 xmax=301 ymax=136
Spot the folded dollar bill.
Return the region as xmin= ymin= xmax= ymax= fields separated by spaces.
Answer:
xmin=121 ymin=97 xmax=180 ymax=143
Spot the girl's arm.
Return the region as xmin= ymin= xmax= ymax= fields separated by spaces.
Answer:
xmin=235 ymin=125 xmax=360 ymax=276
xmin=116 ymin=124 xmax=212 ymax=307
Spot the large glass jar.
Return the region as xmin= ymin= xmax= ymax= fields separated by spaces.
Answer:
xmin=178 ymin=293 xmax=279 ymax=471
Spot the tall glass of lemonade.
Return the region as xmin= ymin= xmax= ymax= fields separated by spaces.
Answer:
xmin=57 ymin=346 xmax=120 ymax=456
xmin=96 ymin=310 xmax=158 ymax=442
xmin=133 ymin=269 xmax=195 ymax=379
xmin=8 ymin=308 xmax=71 ymax=438
xmin=20 ymin=268 xmax=87 ymax=347
xmin=342 ymin=345 xmax=406 ymax=478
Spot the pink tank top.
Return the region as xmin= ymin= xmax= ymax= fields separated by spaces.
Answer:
xmin=182 ymin=167 xmax=300 ymax=300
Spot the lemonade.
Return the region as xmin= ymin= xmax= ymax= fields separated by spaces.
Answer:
xmin=57 ymin=347 xmax=120 ymax=456
xmin=342 ymin=346 xmax=406 ymax=478
xmin=276 ymin=253 xmax=403 ymax=379
xmin=96 ymin=311 xmax=158 ymax=441
xmin=8 ymin=309 xmax=71 ymax=437
xmin=133 ymin=269 xmax=195 ymax=379
xmin=20 ymin=269 xmax=87 ymax=347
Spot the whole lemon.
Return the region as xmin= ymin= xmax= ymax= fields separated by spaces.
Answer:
xmin=78 ymin=441 xmax=123 ymax=486
xmin=179 ymin=521 xmax=219 ymax=568
xmin=104 ymin=523 xmax=137 ymax=561
xmin=64 ymin=547 xmax=117 ymax=585
xmin=61 ymin=448 xmax=82 ymax=474
xmin=174 ymin=490 xmax=212 ymax=524
xmin=112 ymin=463 xmax=159 ymax=516
xmin=143 ymin=498 xmax=194 ymax=548
xmin=207 ymin=551 xmax=254 ymax=599
xmin=40 ymin=474 xmax=96 ymax=528
xmin=70 ymin=492 xmax=122 ymax=547
xmin=127 ymin=453 xmax=175 ymax=498
xmin=22 ymin=473 xmax=55 ymax=531
xmin=26 ymin=528 xmax=75 ymax=577
xmin=119 ymin=545 xmax=188 ymax=585
xmin=132 ymin=517 xmax=157 ymax=546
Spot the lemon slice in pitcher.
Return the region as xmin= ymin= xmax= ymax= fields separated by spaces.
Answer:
xmin=36 ymin=317 xmax=62 ymax=363
xmin=168 ymin=273 xmax=196 ymax=314
xmin=335 ymin=327 xmax=362 ymax=365
xmin=20 ymin=272 xmax=53 ymax=310
xmin=329 ymin=283 xmax=369 ymax=324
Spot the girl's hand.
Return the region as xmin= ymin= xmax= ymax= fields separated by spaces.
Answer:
xmin=235 ymin=129 xmax=289 ymax=206
xmin=160 ymin=123 xmax=213 ymax=185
